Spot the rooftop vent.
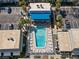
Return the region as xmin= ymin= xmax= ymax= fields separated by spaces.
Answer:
xmin=10 ymin=37 xmax=14 ymax=41
xmin=8 ymin=38 xmax=10 ymax=41
xmin=7 ymin=37 xmax=14 ymax=41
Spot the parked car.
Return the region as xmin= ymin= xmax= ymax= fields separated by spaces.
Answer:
xmin=66 ymin=22 xmax=71 ymax=29
xmin=8 ymin=7 xmax=12 ymax=14
xmin=65 ymin=20 xmax=71 ymax=29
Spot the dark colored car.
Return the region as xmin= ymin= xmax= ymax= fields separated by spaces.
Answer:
xmin=65 ymin=20 xmax=71 ymax=29
xmin=60 ymin=10 xmax=66 ymax=18
xmin=66 ymin=23 xmax=71 ymax=29
xmin=8 ymin=7 xmax=12 ymax=14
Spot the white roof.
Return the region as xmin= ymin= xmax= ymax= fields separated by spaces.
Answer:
xmin=69 ymin=29 xmax=79 ymax=49
xmin=0 ymin=30 xmax=21 ymax=50
xmin=58 ymin=29 xmax=79 ymax=51
xmin=29 ymin=3 xmax=51 ymax=11
xmin=58 ymin=32 xmax=71 ymax=51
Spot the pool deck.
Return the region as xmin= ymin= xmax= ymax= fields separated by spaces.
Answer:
xmin=29 ymin=3 xmax=51 ymax=11
xmin=29 ymin=24 xmax=54 ymax=54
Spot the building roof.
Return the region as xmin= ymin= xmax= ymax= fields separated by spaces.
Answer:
xmin=0 ymin=30 xmax=21 ymax=50
xmin=29 ymin=3 xmax=51 ymax=11
xmin=58 ymin=32 xmax=71 ymax=51
xmin=69 ymin=29 xmax=79 ymax=49
xmin=58 ymin=29 xmax=79 ymax=52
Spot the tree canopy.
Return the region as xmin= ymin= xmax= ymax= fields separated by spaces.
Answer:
xmin=19 ymin=0 xmax=26 ymax=6
xmin=55 ymin=0 xmax=61 ymax=11
xmin=18 ymin=17 xmax=31 ymax=28
xmin=56 ymin=14 xmax=62 ymax=22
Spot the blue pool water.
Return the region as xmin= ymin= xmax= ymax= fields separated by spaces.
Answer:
xmin=29 ymin=11 xmax=51 ymax=20
xmin=30 ymin=14 xmax=50 ymax=20
xmin=35 ymin=25 xmax=46 ymax=48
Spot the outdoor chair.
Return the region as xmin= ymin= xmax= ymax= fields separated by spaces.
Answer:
xmin=37 ymin=5 xmax=40 ymax=8
xmin=40 ymin=4 xmax=44 ymax=9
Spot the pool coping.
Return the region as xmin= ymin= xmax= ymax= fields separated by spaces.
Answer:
xmin=33 ymin=26 xmax=47 ymax=49
xmin=29 ymin=24 xmax=54 ymax=54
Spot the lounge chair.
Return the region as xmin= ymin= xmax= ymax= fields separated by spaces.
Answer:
xmin=48 ymin=35 xmax=52 ymax=36
xmin=30 ymin=41 xmax=33 ymax=44
xmin=40 ymin=4 xmax=44 ymax=9
xmin=48 ymin=37 xmax=52 ymax=39
xmin=37 ymin=5 xmax=40 ymax=8
xmin=43 ymin=50 xmax=45 ymax=53
xmin=48 ymin=35 xmax=52 ymax=37
xmin=30 ymin=38 xmax=33 ymax=41
xmin=30 ymin=47 xmax=33 ymax=50
xmin=48 ymin=43 xmax=52 ymax=45
xmin=48 ymin=33 xmax=52 ymax=34
xmin=48 ymin=40 xmax=52 ymax=42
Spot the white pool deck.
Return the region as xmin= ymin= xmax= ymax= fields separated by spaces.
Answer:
xmin=29 ymin=3 xmax=51 ymax=11
xmin=28 ymin=25 xmax=54 ymax=54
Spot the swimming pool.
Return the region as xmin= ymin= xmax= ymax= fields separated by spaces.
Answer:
xmin=35 ymin=25 xmax=46 ymax=48
xmin=29 ymin=11 xmax=51 ymax=20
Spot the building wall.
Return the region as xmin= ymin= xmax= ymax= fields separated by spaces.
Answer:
xmin=0 ymin=50 xmax=20 ymax=56
xmin=0 ymin=0 xmax=75 ymax=3
xmin=20 ymin=31 xmax=23 ymax=52
xmin=61 ymin=0 xmax=74 ymax=2
xmin=0 ymin=23 xmax=18 ymax=30
xmin=0 ymin=0 xmax=19 ymax=3
xmin=28 ymin=0 xmax=75 ymax=2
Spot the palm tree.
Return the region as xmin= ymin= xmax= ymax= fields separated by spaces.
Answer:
xmin=19 ymin=0 xmax=26 ymax=6
xmin=55 ymin=0 xmax=62 ymax=29
xmin=56 ymin=14 xmax=62 ymax=29
xmin=55 ymin=0 xmax=61 ymax=12
xmin=22 ymin=5 xmax=27 ymax=12
xmin=19 ymin=0 xmax=27 ymax=12
xmin=46 ymin=0 xmax=51 ymax=3
xmin=18 ymin=17 xmax=31 ymax=29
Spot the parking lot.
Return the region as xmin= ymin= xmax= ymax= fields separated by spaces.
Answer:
xmin=0 ymin=7 xmax=22 ymax=30
xmin=61 ymin=7 xmax=79 ymax=29
xmin=0 ymin=7 xmax=22 ymax=15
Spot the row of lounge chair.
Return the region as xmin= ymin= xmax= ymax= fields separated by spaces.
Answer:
xmin=28 ymin=28 xmax=53 ymax=54
xmin=47 ymin=28 xmax=53 ymax=53
xmin=36 ymin=4 xmax=44 ymax=9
